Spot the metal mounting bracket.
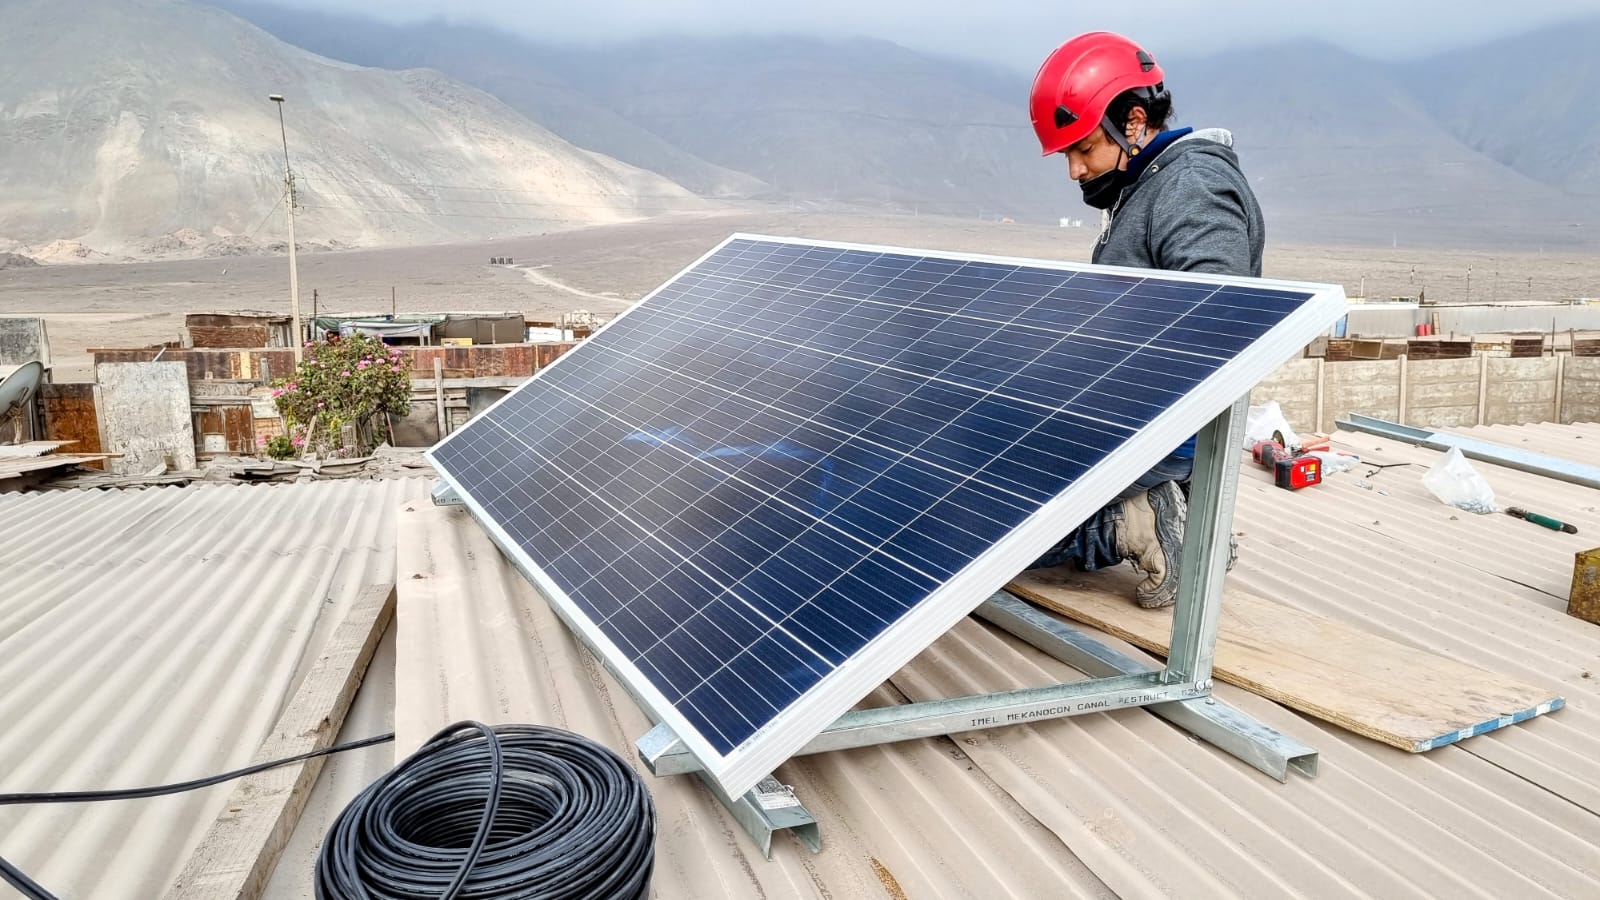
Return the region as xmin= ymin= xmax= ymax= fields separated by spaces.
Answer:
xmin=633 ymin=398 xmax=1317 ymax=854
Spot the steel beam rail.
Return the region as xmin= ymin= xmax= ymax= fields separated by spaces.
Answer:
xmin=1339 ymin=413 xmax=1600 ymax=490
xmin=976 ymin=591 xmax=1318 ymax=781
xmin=1167 ymin=395 xmax=1249 ymax=685
xmin=639 ymin=672 xmax=1209 ymax=777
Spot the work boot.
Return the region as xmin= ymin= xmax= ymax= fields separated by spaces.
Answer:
xmin=1115 ymin=480 xmax=1187 ymax=609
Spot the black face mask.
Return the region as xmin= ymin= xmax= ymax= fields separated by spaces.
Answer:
xmin=1078 ymin=167 xmax=1127 ymax=210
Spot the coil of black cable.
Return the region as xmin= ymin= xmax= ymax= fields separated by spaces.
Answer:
xmin=316 ymin=721 xmax=655 ymax=900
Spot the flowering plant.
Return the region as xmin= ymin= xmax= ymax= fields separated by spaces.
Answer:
xmin=263 ymin=434 xmax=297 ymax=460
xmin=270 ymin=333 xmax=411 ymax=456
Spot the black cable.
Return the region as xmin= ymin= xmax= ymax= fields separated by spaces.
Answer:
xmin=316 ymin=722 xmax=655 ymax=900
xmin=0 ymin=722 xmax=656 ymax=900
xmin=0 ymin=732 xmax=397 ymax=900
xmin=0 ymin=733 xmax=396 ymax=808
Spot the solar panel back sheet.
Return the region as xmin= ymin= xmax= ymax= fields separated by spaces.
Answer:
xmin=427 ymin=234 xmax=1347 ymax=796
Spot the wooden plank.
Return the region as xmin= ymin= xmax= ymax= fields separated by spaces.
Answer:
xmin=409 ymin=374 xmax=531 ymax=390
xmin=163 ymin=584 xmax=396 ymax=900
xmin=433 ymin=357 xmax=447 ymax=439
xmin=1007 ymin=567 xmax=1563 ymax=752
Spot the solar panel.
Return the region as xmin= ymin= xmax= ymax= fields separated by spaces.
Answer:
xmin=427 ymin=234 xmax=1347 ymax=796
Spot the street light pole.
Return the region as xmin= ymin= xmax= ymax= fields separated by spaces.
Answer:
xmin=268 ymin=93 xmax=303 ymax=362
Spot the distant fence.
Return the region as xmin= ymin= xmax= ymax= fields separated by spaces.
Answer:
xmin=1252 ymin=356 xmax=1600 ymax=433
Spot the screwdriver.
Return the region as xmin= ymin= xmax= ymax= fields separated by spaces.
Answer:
xmin=1505 ymin=507 xmax=1580 ymax=534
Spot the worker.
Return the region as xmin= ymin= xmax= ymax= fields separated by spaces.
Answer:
xmin=1022 ymin=31 xmax=1264 ymax=608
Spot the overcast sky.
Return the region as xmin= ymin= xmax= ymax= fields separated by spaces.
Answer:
xmin=253 ymin=0 xmax=1595 ymax=69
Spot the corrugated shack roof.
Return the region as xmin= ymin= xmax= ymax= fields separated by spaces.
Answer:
xmin=4 ymin=424 xmax=1598 ymax=899
xmin=284 ymin=422 xmax=1598 ymax=899
xmin=0 ymin=479 xmax=427 ymax=899
xmin=1453 ymin=420 xmax=1600 ymax=464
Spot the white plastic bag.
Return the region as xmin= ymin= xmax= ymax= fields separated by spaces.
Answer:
xmin=1242 ymin=401 xmax=1300 ymax=450
xmin=1422 ymin=446 xmax=1497 ymax=514
xmin=1310 ymin=450 xmax=1360 ymax=475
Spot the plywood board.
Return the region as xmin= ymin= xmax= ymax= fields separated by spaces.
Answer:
xmin=1007 ymin=567 xmax=1564 ymax=752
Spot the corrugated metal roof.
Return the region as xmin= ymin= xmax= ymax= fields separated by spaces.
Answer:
xmin=0 ymin=479 xmax=427 ymax=900
xmin=376 ymin=501 xmax=1114 ymax=900
xmin=266 ymin=427 xmax=1596 ymax=900
xmin=0 ymin=441 xmax=73 ymax=459
xmin=1451 ymin=420 xmax=1600 ymax=467
xmin=7 ymin=425 xmax=1599 ymax=899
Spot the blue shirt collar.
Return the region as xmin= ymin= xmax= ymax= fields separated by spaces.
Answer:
xmin=1125 ymin=126 xmax=1193 ymax=183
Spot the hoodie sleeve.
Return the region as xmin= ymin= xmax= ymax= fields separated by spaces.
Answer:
xmin=1146 ymin=160 xmax=1257 ymax=277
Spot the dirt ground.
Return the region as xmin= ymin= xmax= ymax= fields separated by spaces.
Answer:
xmin=3 ymin=209 xmax=1596 ymax=380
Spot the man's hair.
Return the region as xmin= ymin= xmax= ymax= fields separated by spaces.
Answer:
xmin=1106 ymin=87 xmax=1174 ymax=133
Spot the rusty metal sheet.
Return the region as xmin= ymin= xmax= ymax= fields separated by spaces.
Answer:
xmin=536 ymin=342 xmax=578 ymax=369
xmin=1572 ymin=547 xmax=1600 ymax=625
xmin=91 ymin=348 xmax=296 ymax=383
xmin=39 ymin=383 xmax=104 ymax=468
xmin=193 ymin=405 xmax=256 ymax=456
xmin=189 ymin=380 xmax=256 ymax=400
xmin=188 ymin=325 xmax=271 ymax=349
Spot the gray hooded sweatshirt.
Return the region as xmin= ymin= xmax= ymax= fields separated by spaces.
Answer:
xmin=1091 ymin=128 xmax=1265 ymax=277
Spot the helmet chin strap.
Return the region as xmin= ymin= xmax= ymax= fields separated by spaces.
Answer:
xmin=1103 ymin=115 xmax=1148 ymax=157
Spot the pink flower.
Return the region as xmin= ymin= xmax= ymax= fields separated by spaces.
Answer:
xmin=340 ymin=370 xmax=351 ymax=377
xmin=391 ymin=365 xmax=402 ymax=372
xmin=256 ymin=436 xmax=267 ymax=446
xmin=357 ymin=360 xmax=369 ymax=369
xmin=317 ymin=401 xmax=326 ymax=408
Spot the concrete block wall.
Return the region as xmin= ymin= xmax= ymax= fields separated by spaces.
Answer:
xmin=1249 ymin=354 xmax=1600 ymax=434
xmin=1486 ymin=357 xmax=1558 ymax=425
xmin=1248 ymin=358 xmax=1318 ymax=432
xmin=1406 ymin=358 xmax=1480 ymax=429
xmin=1564 ymin=358 xmax=1600 ymax=424
xmin=1324 ymin=361 xmax=1401 ymax=432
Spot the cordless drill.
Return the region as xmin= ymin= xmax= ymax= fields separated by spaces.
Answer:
xmin=1250 ymin=440 xmax=1322 ymax=491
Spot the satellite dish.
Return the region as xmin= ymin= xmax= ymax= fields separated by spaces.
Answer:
xmin=0 ymin=361 xmax=45 ymax=444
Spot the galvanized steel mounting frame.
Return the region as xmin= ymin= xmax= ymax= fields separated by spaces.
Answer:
xmin=636 ymin=398 xmax=1319 ymax=856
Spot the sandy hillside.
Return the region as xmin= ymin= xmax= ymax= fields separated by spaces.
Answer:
xmin=0 ymin=0 xmax=703 ymax=260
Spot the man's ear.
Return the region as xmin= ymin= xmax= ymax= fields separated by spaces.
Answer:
xmin=1123 ymin=105 xmax=1149 ymax=138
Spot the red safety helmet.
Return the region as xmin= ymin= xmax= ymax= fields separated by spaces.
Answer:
xmin=1029 ymin=32 xmax=1167 ymax=156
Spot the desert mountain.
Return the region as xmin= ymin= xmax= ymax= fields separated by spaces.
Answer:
xmin=0 ymin=0 xmax=702 ymax=258
xmin=1402 ymin=19 xmax=1600 ymax=198
xmin=202 ymin=1 xmax=766 ymax=200
xmin=210 ymin=6 xmax=1075 ymax=224
xmin=1162 ymin=40 xmax=1592 ymax=247
xmin=222 ymin=3 xmax=1599 ymax=250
